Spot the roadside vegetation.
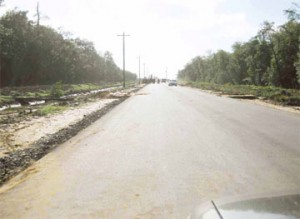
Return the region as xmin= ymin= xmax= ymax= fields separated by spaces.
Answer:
xmin=0 ymin=81 xmax=139 ymax=127
xmin=0 ymin=80 xmax=138 ymax=127
xmin=0 ymin=82 xmax=136 ymax=106
xmin=0 ymin=0 xmax=139 ymax=128
xmin=35 ymin=105 xmax=69 ymax=116
xmin=178 ymin=4 xmax=300 ymax=105
xmin=180 ymin=81 xmax=300 ymax=106
xmin=0 ymin=3 xmax=136 ymax=87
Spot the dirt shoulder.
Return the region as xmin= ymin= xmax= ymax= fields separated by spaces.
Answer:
xmin=0 ymin=85 xmax=144 ymax=185
xmin=182 ymin=85 xmax=300 ymax=115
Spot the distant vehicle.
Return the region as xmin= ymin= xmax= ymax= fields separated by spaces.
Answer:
xmin=168 ymin=80 xmax=177 ymax=86
xmin=189 ymin=192 xmax=300 ymax=219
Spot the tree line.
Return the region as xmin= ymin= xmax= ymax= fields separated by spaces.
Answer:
xmin=0 ymin=9 xmax=136 ymax=87
xmin=178 ymin=6 xmax=300 ymax=89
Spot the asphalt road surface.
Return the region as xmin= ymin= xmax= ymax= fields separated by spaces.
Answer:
xmin=0 ymin=84 xmax=299 ymax=218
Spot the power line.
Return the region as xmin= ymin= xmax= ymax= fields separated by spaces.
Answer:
xmin=117 ymin=32 xmax=130 ymax=88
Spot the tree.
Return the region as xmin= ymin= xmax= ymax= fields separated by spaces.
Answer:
xmin=178 ymin=20 xmax=299 ymax=88
xmin=213 ymin=50 xmax=232 ymax=84
xmin=273 ymin=21 xmax=300 ymax=88
xmin=35 ymin=2 xmax=40 ymax=28
xmin=0 ymin=10 xmax=34 ymax=86
xmin=231 ymin=42 xmax=249 ymax=84
xmin=284 ymin=3 xmax=300 ymax=21
xmin=296 ymin=41 xmax=300 ymax=83
xmin=104 ymin=51 xmax=121 ymax=82
xmin=0 ymin=9 xmax=136 ymax=87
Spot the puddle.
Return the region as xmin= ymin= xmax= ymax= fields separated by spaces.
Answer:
xmin=0 ymin=104 xmax=22 ymax=111
xmin=0 ymin=87 xmax=121 ymax=112
xmin=62 ymin=86 xmax=121 ymax=99
xmin=0 ymin=101 xmax=45 ymax=112
xmin=29 ymin=100 xmax=45 ymax=106
xmin=134 ymin=93 xmax=149 ymax=96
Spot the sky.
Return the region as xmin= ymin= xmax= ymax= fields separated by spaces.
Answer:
xmin=1 ymin=0 xmax=295 ymax=79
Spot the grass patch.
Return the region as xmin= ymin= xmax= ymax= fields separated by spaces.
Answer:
xmin=71 ymin=84 xmax=101 ymax=92
xmin=35 ymin=105 xmax=69 ymax=116
xmin=70 ymin=83 xmax=120 ymax=93
xmin=0 ymin=95 xmax=14 ymax=105
xmin=33 ymin=91 xmax=49 ymax=97
xmin=0 ymin=81 xmax=136 ymax=106
xmin=69 ymin=81 xmax=135 ymax=93
xmin=180 ymin=81 xmax=300 ymax=106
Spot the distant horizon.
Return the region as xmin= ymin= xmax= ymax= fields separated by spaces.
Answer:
xmin=1 ymin=0 xmax=295 ymax=79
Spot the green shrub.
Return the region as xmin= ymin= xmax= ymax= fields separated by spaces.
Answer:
xmin=182 ymin=80 xmax=300 ymax=106
xmin=50 ymin=81 xmax=64 ymax=98
xmin=35 ymin=105 xmax=68 ymax=116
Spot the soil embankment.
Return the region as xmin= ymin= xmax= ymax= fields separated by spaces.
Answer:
xmin=0 ymin=85 xmax=143 ymax=185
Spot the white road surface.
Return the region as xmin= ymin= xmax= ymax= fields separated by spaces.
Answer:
xmin=0 ymin=84 xmax=299 ymax=218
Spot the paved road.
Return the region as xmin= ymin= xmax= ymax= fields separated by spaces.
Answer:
xmin=0 ymin=84 xmax=299 ymax=218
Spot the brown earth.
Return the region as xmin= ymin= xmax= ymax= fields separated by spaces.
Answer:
xmin=0 ymin=86 xmax=143 ymax=185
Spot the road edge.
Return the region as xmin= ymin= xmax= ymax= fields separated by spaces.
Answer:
xmin=0 ymin=86 xmax=143 ymax=186
xmin=180 ymin=85 xmax=300 ymax=115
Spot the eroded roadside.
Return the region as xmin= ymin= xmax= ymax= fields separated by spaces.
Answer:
xmin=0 ymin=85 xmax=144 ymax=185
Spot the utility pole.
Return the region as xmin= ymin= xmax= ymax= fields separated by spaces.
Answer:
xmin=117 ymin=32 xmax=130 ymax=88
xmin=138 ymin=56 xmax=141 ymax=84
xmin=143 ymin=63 xmax=146 ymax=78
xmin=165 ymin=67 xmax=168 ymax=80
xmin=36 ymin=2 xmax=40 ymax=28
xmin=34 ymin=2 xmax=49 ymax=37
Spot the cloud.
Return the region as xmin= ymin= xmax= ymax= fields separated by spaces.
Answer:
xmin=146 ymin=1 xmax=194 ymax=20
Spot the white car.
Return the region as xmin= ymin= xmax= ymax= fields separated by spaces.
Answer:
xmin=168 ymin=80 xmax=177 ymax=86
